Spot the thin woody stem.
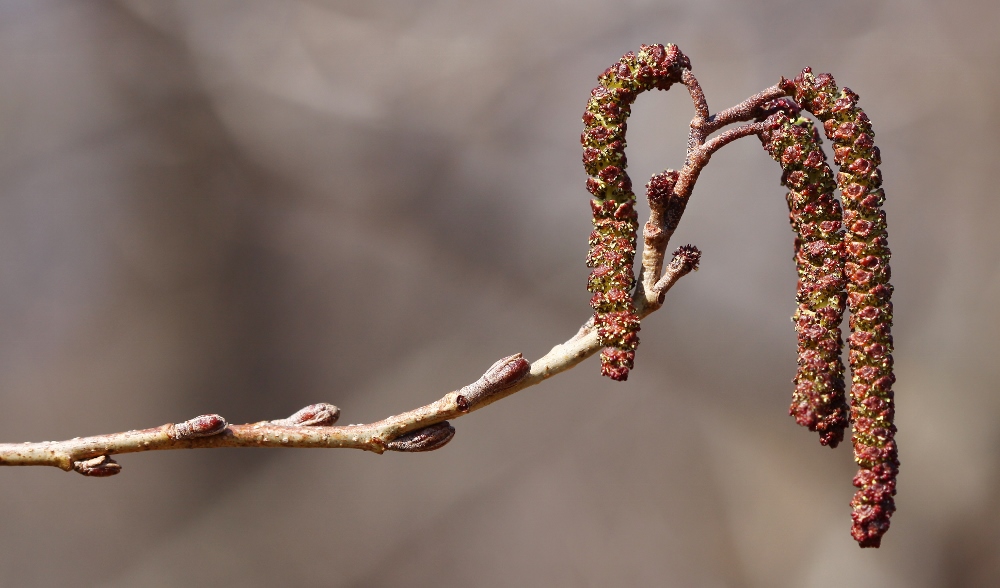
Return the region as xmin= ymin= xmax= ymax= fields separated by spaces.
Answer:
xmin=0 ymin=308 xmax=593 ymax=472
xmin=0 ymin=242 xmax=709 ymax=475
xmin=704 ymin=84 xmax=787 ymax=133
xmin=651 ymin=245 xmax=702 ymax=298
xmin=0 ymin=63 xmax=784 ymax=477
xmin=700 ymin=121 xmax=768 ymax=157
xmin=682 ymin=69 xmax=710 ymax=121
xmin=639 ymin=74 xmax=778 ymax=308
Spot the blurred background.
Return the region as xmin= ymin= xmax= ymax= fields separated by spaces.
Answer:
xmin=1 ymin=0 xmax=996 ymax=585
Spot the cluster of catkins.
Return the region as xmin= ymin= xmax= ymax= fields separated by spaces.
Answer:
xmin=581 ymin=46 xmax=895 ymax=547
xmin=581 ymin=43 xmax=688 ymax=381
xmin=760 ymin=71 xmax=897 ymax=548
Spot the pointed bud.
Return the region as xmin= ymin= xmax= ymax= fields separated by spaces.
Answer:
xmin=173 ymin=414 xmax=228 ymax=440
xmin=271 ymin=403 xmax=340 ymax=427
xmin=456 ymin=354 xmax=531 ymax=411
xmin=386 ymin=422 xmax=456 ymax=452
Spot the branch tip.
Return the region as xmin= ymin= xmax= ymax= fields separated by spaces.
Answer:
xmin=652 ymin=244 xmax=702 ymax=302
xmin=672 ymin=244 xmax=701 ymax=272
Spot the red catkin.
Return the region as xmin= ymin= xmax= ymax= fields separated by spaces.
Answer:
xmin=582 ymin=44 xmax=689 ymax=381
xmin=758 ymin=106 xmax=849 ymax=449
xmin=785 ymin=68 xmax=897 ymax=548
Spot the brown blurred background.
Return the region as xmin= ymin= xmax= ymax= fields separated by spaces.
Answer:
xmin=1 ymin=0 xmax=997 ymax=586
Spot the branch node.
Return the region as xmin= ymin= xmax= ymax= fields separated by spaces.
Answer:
xmin=172 ymin=414 xmax=228 ymax=440
xmin=270 ymin=403 xmax=340 ymax=427
xmin=72 ymin=455 xmax=121 ymax=477
xmin=386 ymin=422 xmax=455 ymax=452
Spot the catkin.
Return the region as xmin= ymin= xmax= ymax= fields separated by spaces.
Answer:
xmin=582 ymin=44 xmax=688 ymax=380
xmin=759 ymin=101 xmax=850 ymax=449
xmin=785 ymin=69 xmax=898 ymax=548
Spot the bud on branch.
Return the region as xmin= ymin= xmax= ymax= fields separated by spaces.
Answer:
xmin=456 ymin=353 xmax=532 ymax=412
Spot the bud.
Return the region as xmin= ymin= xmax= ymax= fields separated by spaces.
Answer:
xmin=456 ymin=353 xmax=531 ymax=411
xmin=173 ymin=414 xmax=228 ymax=439
xmin=271 ymin=403 xmax=340 ymax=427
xmin=73 ymin=455 xmax=121 ymax=477
xmin=386 ymin=422 xmax=455 ymax=452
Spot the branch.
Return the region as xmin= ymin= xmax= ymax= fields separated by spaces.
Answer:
xmin=700 ymin=121 xmax=768 ymax=157
xmin=0 ymin=47 xmax=779 ymax=477
xmin=0 ymin=260 xmax=691 ymax=474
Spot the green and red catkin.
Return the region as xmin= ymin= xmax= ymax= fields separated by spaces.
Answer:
xmin=758 ymin=99 xmax=850 ymax=449
xmin=785 ymin=69 xmax=897 ymax=548
xmin=578 ymin=46 xmax=896 ymax=547
xmin=582 ymin=44 xmax=688 ymax=380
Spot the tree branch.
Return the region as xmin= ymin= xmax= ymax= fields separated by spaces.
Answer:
xmin=0 ymin=237 xmax=713 ymax=476
xmin=0 ymin=53 xmax=780 ymax=477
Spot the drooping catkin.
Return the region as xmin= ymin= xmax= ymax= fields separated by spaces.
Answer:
xmin=582 ymin=44 xmax=688 ymax=381
xmin=785 ymin=69 xmax=897 ymax=548
xmin=758 ymin=101 xmax=849 ymax=449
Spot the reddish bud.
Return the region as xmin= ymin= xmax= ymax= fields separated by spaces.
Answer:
xmin=386 ymin=422 xmax=455 ymax=452
xmin=173 ymin=414 xmax=228 ymax=439
xmin=73 ymin=455 xmax=122 ymax=477
xmin=272 ymin=403 xmax=340 ymax=427
xmin=456 ymin=353 xmax=532 ymax=411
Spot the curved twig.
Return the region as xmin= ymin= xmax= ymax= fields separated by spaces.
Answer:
xmin=0 ymin=240 xmax=707 ymax=474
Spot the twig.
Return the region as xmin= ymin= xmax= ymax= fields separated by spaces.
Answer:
xmin=700 ymin=122 xmax=768 ymax=158
xmin=0 ymin=51 xmax=784 ymax=477
xmin=704 ymin=84 xmax=787 ymax=133
xmin=0 ymin=241 xmax=711 ymax=475
xmin=638 ymin=76 xmax=781 ymax=308
xmin=651 ymin=245 xmax=702 ymax=299
xmin=0 ymin=314 xmax=590 ymax=471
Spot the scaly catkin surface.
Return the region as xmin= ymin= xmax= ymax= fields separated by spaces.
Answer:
xmin=759 ymin=101 xmax=850 ymax=449
xmin=785 ymin=69 xmax=898 ymax=548
xmin=582 ymin=44 xmax=688 ymax=381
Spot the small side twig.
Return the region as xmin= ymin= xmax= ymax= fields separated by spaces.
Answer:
xmin=704 ymin=84 xmax=788 ymax=133
xmin=700 ymin=121 xmax=768 ymax=158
